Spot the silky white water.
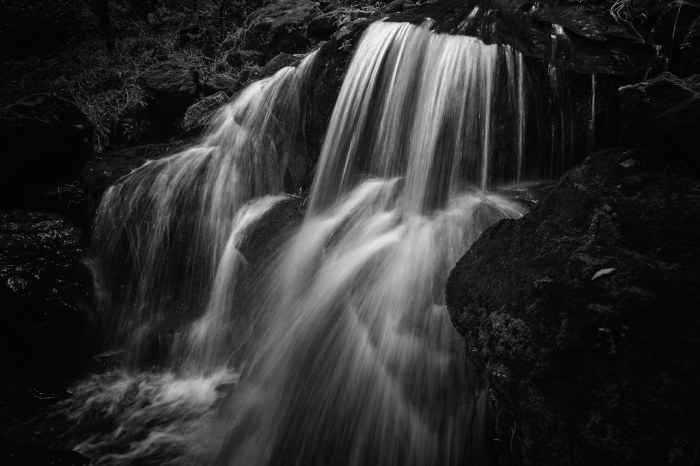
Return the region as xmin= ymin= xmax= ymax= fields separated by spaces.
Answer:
xmin=210 ymin=21 xmax=526 ymax=466
xmin=49 ymin=20 xmax=535 ymax=466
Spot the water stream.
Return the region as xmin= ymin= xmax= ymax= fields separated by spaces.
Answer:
xmin=43 ymin=20 xmax=560 ymax=465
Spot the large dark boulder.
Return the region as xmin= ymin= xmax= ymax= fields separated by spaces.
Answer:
xmin=136 ymin=61 xmax=200 ymax=136
xmin=619 ymin=72 xmax=700 ymax=167
xmin=446 ymin=148 xmax=700 ymax=465
xmin=0 ymin=95 xmax=92 ymax=195
xmin=240 ymin=0 xmax=323 ymax=58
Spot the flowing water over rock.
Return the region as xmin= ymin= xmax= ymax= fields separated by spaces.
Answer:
xmin=49 ymin=21 xmax=538 ymax=465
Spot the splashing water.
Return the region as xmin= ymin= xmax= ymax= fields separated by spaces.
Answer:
xmin=52 ymin=369 xmax=237 ymax=465
xmin=209 ymin=22 xmax=526 ymax=466
xmin=90 ymin=52 xmax=318 ymax=368
xmin=39 ymin=49 xmax=320 ymax=465
xmin=51 ymin=20 xmax=535 ymax=466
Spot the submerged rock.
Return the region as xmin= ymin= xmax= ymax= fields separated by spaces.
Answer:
xmin=446 ymin=148 xmax=700 ymax=465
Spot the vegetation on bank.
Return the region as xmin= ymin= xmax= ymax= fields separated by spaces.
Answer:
xmin=0 ymin=0 xmax=376 ymax=152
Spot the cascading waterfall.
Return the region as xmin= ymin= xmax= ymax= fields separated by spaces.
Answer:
xmin=48 ymin=19 xmax=549 ymax=466
xmin=44 ymin=51 xmax=320 ymax=465
xmin=208 ymin=21 xmax=525 ymax=466
xmin=90 ymin=51 xmax=317 ymax=369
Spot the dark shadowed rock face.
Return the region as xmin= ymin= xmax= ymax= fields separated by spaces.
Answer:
xmin=619 ymin=72 xmax=700 ymax=167
xmin=0 ymin=95 xmax=92 ymax=194
xmin=446 ymin=148 xmax=700 ymax=465
xmin=136 ymin=61 xmax=200 ymax=136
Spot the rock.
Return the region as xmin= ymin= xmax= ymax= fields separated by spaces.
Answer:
xmin=181 ymin=92 xmax=228 ymax=135
xmin=136 ymin=61 xmax=199 ymax=135
xmin=202 ymin=73 xmax=242 ymax=96
xmin=619 ymin=72 xmax=700 ymax=166
xmin=263 ymin=52 xmax=302 ymax=76
xmin=0 ymin=95 xmax=92 ymax=195
xmin=307 ymin=8 xmax=374 ymax=41
xmin=0 ymin=210 xmax=89 ymax=387
xmin=680 ymin=16 xmax=700 ymax=76
xmin=240 ymin=0 xmax=323 ymax=58
xmin=225 ymin=49 xmax=266 ymax=68
xmin=446 ymin=148 xmax=700 ymax=465
xmin=239 ymin=195 xmax=305 ymax=270
xmin=383 ymin=0 xmax=416 ymax=14
xmin=388 ymin=0 xmax=658 ymax=75
xmin=302 ymin=17 xmax=372 ymax=174
xmin=81 ymin=141 xmax=183 ymax=212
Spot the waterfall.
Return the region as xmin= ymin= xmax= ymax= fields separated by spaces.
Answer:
xmin=55 ymin=20 xmax=536 ymax=466
xmin=308 ymin=22 xmax=526 ymax=214
xmin=209 ymin=21 xmax=525 ymax=466
xmin=89 ymin=52 xmax=317 ymax=368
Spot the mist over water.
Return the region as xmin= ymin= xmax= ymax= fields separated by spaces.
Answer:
xmin=50 ymin=20 xmax=534 ymax=466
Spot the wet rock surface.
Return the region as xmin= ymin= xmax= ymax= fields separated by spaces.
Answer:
xmin=446 ymin=148 xmax=700 ymax=465
xmin=80 ymin=141 xmax=185 ymax=213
